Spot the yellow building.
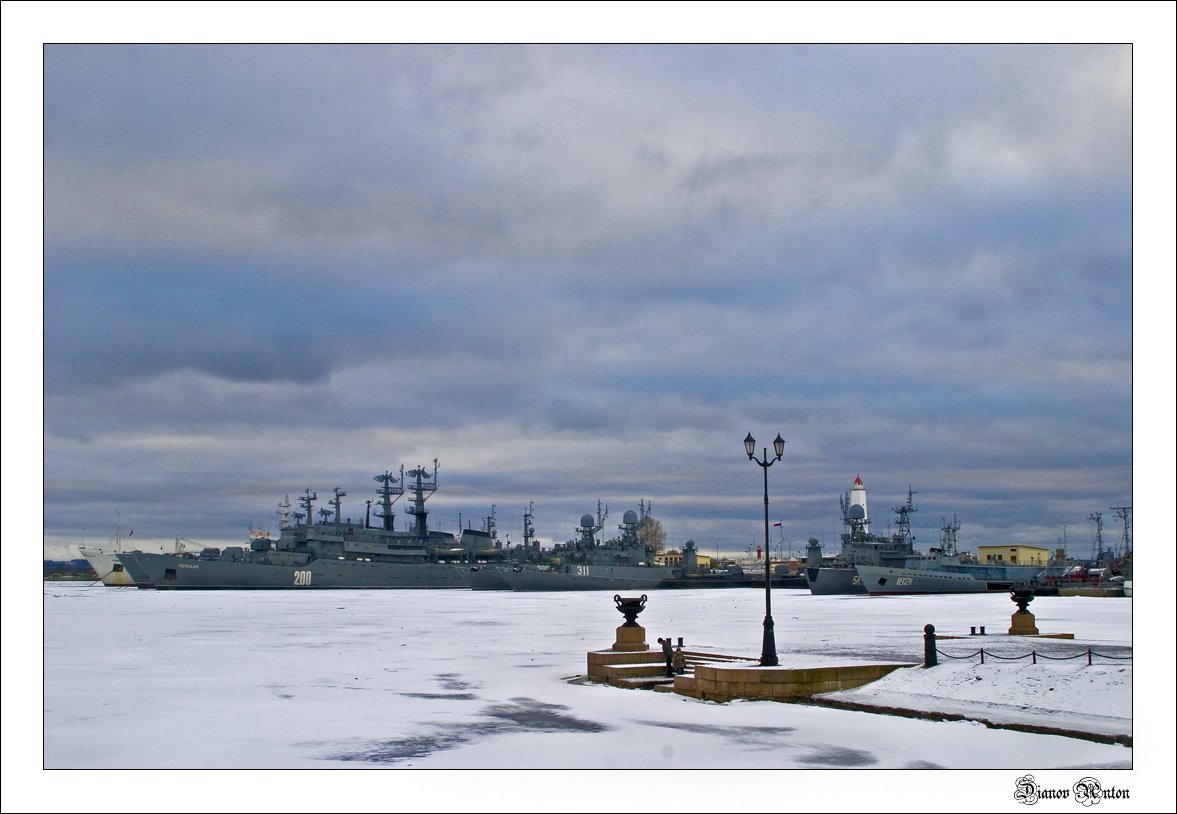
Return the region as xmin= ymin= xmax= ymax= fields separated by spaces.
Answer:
xmin=976 ymin=544 xmax=1050 ymax=566
xmin=655 ymin=550 xmax=680 ymax=567
xmin=655 ymin=549 xmax=712 ymax=568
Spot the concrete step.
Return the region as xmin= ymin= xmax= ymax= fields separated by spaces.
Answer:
xmin=654 ymin=675 xmax=699 ymax=694
xmin=603 ymin=662 xmax=678 ymax=686
xmin=615 ymin=675 xmax=677 ymax=689
xmin=595 ymin=650 xmax=757 ymax=689
xmin=686 ymin=653 xmax=756 ymax=665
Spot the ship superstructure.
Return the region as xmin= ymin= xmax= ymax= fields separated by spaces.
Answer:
xmin=116 ymin=460 xmax=476 ymax=589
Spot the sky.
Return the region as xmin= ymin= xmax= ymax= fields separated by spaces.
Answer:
xmin=5 ymin=5 xmax=1175 ymax=566
xmin=28 ymin=584 xmax=1160 ymax=813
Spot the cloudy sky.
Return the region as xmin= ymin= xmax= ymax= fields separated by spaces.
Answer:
xmin=9 ymin=7 xmax=1174 ymax=562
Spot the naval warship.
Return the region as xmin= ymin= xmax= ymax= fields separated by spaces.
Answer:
xmin=808 ymin=478 xmax=1072 ymax=595
xmin=469 ymin=502 xmax=802 ymax=591
xmin=118 ymin=461 xmax=476 ymax=589
xmin=853 ymin=517 xmax=1070 ymax=595
xmin=468 ymin=503 xmax=674 ymax=591
xmin=804 ymin=478 xmax=920 ymax=595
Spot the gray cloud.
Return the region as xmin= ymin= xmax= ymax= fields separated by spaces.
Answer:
xmin=31 ymin=39 xmax=1147 ymax=561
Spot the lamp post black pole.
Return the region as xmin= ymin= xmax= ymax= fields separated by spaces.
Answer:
xmin=745 ymin=432 xmax=785 ymax=667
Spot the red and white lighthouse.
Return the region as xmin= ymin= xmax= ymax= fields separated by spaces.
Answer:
xmin=850 ymin=474 xmax=869 ymax=533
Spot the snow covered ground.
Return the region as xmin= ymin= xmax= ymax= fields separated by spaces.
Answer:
xmin=822 ymin=658 xmax=1130 ymax=738
xmin=13 ymin=583 xmax=1172 ymax=812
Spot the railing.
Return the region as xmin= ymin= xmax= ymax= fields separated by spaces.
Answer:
xmin=935 ymin=647 xmax=1132 ymax=666
xmin=921 ymin=624 xmax=1131 ymax=667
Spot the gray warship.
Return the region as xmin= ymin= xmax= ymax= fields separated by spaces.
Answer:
xmin=804 ymin=478 xmax=920 ymax=595
xmin=853 ymin=517 xmax=1071 ymax=595
xmin=469 ymin=502 xmax=802 ymax=591
xmin=118 ymin=461 xmax=476 ymax=589
xmin=807 ymin=478 xmax=1074 ymax=595
xmin=468 ymin=503 xmax=674 ymax=591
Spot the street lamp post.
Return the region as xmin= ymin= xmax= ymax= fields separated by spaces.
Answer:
xmin=744 ymin=432 xmax=785 ymax=667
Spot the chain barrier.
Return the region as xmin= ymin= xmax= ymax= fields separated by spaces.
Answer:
xmin=920 ymin=624 xmax=1131 ymax=667
xmin=934 ymin=646 xmax=1131 ymax=666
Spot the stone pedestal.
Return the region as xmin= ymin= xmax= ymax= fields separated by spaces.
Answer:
xmin=613 ymin=624 xmax=649 ymax=651
xmin=1008 ymin=611 xmax=1039 ymax=635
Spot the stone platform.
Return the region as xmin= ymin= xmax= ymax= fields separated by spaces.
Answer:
xmin=587 ymin=620 xmax=914 ymax=702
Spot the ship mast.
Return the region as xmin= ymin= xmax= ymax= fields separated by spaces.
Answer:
xmin=277 ymin=495 xmax=292 ymax=530
xmin=523 ymin=501 xmax=536 ymax=551
xmin=373 ymin=467 xmax=405 ymax=531
xmin=892 ymin=487 xmax=917 ymax=546
xmin=938 ymin=515 xmax=960 ymax=556
xmin=618 ymin=507 xmax=640 ymax=546
xmin=577 ymin=501 xmax=607 ymax=548
xmin=298 ymin=489 xmax=317 ymax=527
xmin=1111 ymin=506 xmax=1131 ymax=558
xmin=483 ymin=505 xmax=497 ymax=537
xmin=1088 ymin=511 xmax=1104 ymax=564
xmin=404 ymin=459 xmax=439 ymax=537
xmin=331 ymin=487 xmax=347 ymax=528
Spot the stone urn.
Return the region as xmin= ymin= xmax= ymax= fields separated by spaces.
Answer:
xmin=1010 ymin=585 xmax=1035 ymax=613
xmin=614 ymin=594 xmax=648 ymax=627
xmin=1008 ymin=584 xmax=1039 ymax=635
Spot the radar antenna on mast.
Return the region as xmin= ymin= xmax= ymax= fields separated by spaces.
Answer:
xmin=373 ymin=467 xmax=405 ymax=531
xmin=404 ymin=459 xmax=440 ymax=537
xmin=576 ymin=501 xmax=607 ymax=548
xmin=1111 ymin=506 xmax=1131 ymax=557
xmin=892 ymin=487 xmax=918 ymax=545
xmin=938 ymin=515 xmax=960 ymax=556
xmin=298 ymin=489 xmax=317 ymax=527
xmin=523 ymin=501 xmax=536 ymax=550
xmin=277 ymin=495 xmax=292 ymax=529
xmin=1088 ymin=511 xmax=1105 ymax=563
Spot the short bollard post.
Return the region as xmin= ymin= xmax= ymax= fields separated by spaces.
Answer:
xmin=923 ymin=624 xmax=937 ymax=668
xmin=970 ymin=626 xmax=976 ymax=636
